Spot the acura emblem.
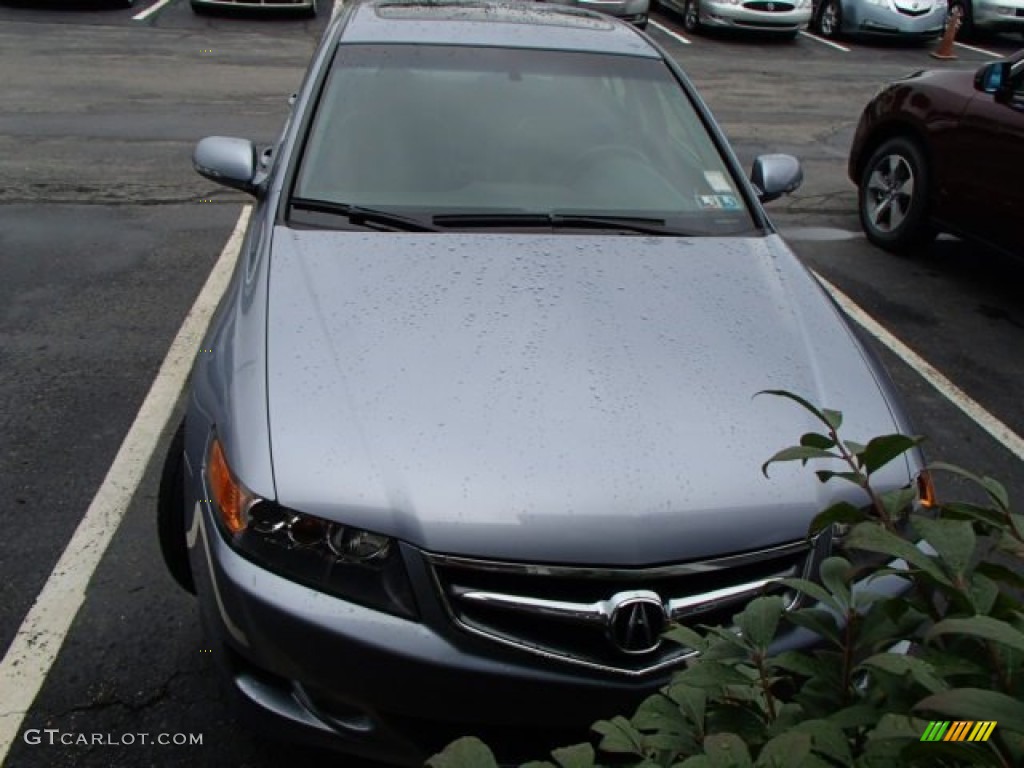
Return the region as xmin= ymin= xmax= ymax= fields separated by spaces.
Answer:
xmin=608 ymin=592 xmax=667 ymax=654
xmin=766 ymin=2 xmax=775 ymax=9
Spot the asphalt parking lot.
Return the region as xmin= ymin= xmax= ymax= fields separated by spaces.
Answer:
xmin=0 ymin=2 xmax=1022 ymax=766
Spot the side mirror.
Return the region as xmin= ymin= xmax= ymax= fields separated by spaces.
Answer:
xmin=193 ymin=136 xmax=258 ymax=195
xmin=751 ymin=154 xmax=803 ymax=203
xmin=974 ymin=61 xmax=1011 ymax=94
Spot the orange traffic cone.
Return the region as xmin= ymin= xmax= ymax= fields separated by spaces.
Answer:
xmin=931 ymin=7 xmax=961 ymax=60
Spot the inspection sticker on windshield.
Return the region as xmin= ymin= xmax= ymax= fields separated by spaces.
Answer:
xmin=703 ymin=171 xmax=733 ymax=193
xmin=696 ymin=194 xmax=741 ymax=211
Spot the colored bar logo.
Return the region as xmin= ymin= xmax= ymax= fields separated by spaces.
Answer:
xmin=921 ymin=721 xmax=997 ymax=742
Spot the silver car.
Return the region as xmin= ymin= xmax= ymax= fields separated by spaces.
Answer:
xmin=159 ymin=1 xmax=922 ymax=764
xmin=948 ymin=0 xmax=1024 ymax=37
xmin=812 ymin=0 xmax=946 ymax=38
xmin=659 ymin=0 xmax=813 ymax=39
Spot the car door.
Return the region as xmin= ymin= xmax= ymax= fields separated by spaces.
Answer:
xmin=952 ymin=59 xmax=1024 ymax=254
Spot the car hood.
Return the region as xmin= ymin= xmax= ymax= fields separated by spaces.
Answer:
xmin=265 ymin=229 xmax=907 ymax=565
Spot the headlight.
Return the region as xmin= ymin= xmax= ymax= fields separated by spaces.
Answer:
xmin=206 ymin=436 xmax=418 ymax=619
xmin=864 ymin=0 xmax=889 ymax=6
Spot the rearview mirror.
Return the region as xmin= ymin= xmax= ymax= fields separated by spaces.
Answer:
xmin=193 ymin=136 xmax=258 ymax=195
xmin=751 ymin=154 xmax=803 ymax=203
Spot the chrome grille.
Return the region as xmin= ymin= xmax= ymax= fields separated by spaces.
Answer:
xmin=743 ymin=1 xmax=796 ymax=10
xmin=427 ymin=538 xmax=827 ymax=676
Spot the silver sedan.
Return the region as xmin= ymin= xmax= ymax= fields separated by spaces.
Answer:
xmin=660 ymin=0 xmax=814 ymax=39
xmin=812 ymin=0 xmax=946 ymax=38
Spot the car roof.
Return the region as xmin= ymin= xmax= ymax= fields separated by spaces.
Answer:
xmin=336 ymin=0 xmax=660 ymax=58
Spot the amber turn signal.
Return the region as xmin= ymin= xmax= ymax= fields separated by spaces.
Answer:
xmin=917 ymin=470 xmax=936 ymax=509
xmin=208 ymin=437 xmax=255 ymax=535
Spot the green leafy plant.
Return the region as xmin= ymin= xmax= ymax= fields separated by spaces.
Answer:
xmin=428 ymin=390 xmax=1024 ymax=768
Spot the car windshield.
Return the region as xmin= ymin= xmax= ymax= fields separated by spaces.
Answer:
xmin=292 ymin=44 xmax=756 ymax=235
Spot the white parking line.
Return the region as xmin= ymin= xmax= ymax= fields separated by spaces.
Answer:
xmin=132 ymin=0 xmax=174 ymax=21
xmin=798 ymin=30 xmax=850 ymax=52
xmin=0 ymin=206 xmax=252 ymax=763
xmin=814 ymin=272 xmax=1024 ymax=463
xmin=953 ymin=41 xmax=1002 ymax=59
xmin=650 ymin=19 xmax=692 ymax=45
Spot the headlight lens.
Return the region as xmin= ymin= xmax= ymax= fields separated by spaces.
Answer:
xmin=864 ymin=0 xmax=889 ymax=6
xmin=206 ymin=436 xmax=417 ymax=619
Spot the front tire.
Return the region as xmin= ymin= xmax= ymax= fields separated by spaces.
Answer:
xmin=682 ymin=0 xmax=702 ymax=32
xmin=158 ymin=420 xmax=195 ymax=594
xmin=816 ymin=0 xmax=842 ymax=37
xmin=858 ymin=136 xmax=934 ymax=254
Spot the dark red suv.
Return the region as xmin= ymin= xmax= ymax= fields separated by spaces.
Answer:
xmin=849 ymin=51 xmax=1024 ymax=258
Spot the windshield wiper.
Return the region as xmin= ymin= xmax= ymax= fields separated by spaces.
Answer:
xmin=290 ymin=198 xmax=442 ymax=232
xmin=432 ymin=212 xmax=688 ymax=236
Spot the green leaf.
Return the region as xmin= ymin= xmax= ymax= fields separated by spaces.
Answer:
xmin=755 ymin=732 xmax=812 ymax=767
xmin=735 ymin=596 xmax=786 ymax=650
xmin=844 ymin=523 xmax=952 ymax=587
xmin=813 ymin=470 xmax=863 ymax=486
xmin=976 ymin=561 xmax=1024 ymax=590
xmin=790 ymin=719 xmax=852 ymax=765
xmin=911 ymin=517 xmax=976 ymax=581
xmin=779 ymin=577 xmax=841 ymax=614
xmin=786 ymin=608 xmax=841 ymax=646
xmin=821 ymin=409 xmax=843 ymax=431
xmin=819 ymin=557 xmax=853 ymax=612
xmin=827 ymin=704 xmax=879 ymax=729
xmin=914 ymin=688 xmax=1024 ymax=733
xmin=843 ymin=440 xmax=865 ymax=455
xmin=520 ymin=762 xmax=558 ymax=768
xmin=762 ymin=446 xmax=840 ymax=478
xmin=426 ymin=737 xmax=500 ymax=768
xmin=801 ymin=432 xmax=836 ymax=450
xmin=666 ymin=682 xmax=708 ymax=732
xmin=592 ymin=716 xmax=645 ymax=755
xmin=755 ymin=390 xmax=838 ymax=432
xmin=704 ymin=733 xmax=753 ymax=767
xmin=857 ymin=434 xmax=922 ymax=475
xmin=967 ymin=572 xmax=1000 ymax=615
xmin=678 ymin=662 xmax=755 ymax=689
xmin=942 ymin=501 xmax=1007 ymax=529
xmin=927 ymin=615 xmax=1024 ymax=654
xmin=664 ymin=624 xmax=708 ymax=652
xmin=928 ymin=462 xmax=1010 ymax=513
xmin=769 ymin=650 xmax=826 ymax=679
xmin=551 ymin=743 xmax=596 ymax=768
xmin=878 ymin=486 xmax=916 ymax=522
xmin=857 ymin=653 xmax=947 ymax=694
xmin=808 ymin=502 xmax=866 ymax=539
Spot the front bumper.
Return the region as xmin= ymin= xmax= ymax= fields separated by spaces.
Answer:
xmin=188 ymin=504 xmax=662 ymax=765
xmin=699 ymin=2 xmax=813 ymax=31
xmin=847 ymin=2 xmax=945 ymax=36
xmin=973 ymin=2 xmax=1024 ymax=31
xmin=191 ymin=0 xmax=315 ymax=8
xmin=187 ymin=488 xmax=916 ymax=765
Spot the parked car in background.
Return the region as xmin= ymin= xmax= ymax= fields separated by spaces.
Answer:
xmin=550 ymin=0 xmax=651 ymax=28
xmin=160 ymin=1 xmax=925 ymax=764
xmin=657 ymin=0 xmax=813 ymax=39
xmin=811 ymin=0 xmax=946 ymax=39
xmin=947 ymin=0 xmax=1024 ymax=38
xmin=190 ymin=0 xmax=317 ymax=15
xmin=849 ymin=50 xmax=1024 ymax=257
